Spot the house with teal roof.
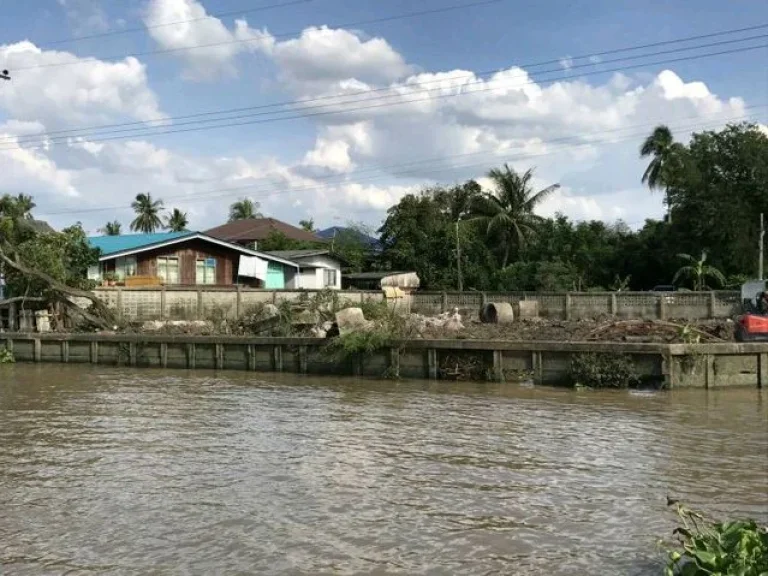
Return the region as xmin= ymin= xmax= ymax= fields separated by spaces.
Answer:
xmin=87 ymin=231 xmax=299 ymax=288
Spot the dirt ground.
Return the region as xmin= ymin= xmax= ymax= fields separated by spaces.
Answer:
xmin=421 ymin=317 xmax=736 ymax=343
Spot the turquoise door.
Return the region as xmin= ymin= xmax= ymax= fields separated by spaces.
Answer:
xmin=265 ymin=262 xmax=285 ymax=289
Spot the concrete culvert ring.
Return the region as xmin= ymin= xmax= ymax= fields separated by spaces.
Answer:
xmin=479 ymin=302 xmax=515 ymax=324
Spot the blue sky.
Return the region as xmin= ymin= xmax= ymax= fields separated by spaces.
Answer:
xmin=0 ymin=0 xmax=766 ymax=233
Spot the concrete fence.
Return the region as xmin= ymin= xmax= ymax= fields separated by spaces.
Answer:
xmin=409 ymin=290 xmax=742 ymax=320
xmin=87 ymin=286 xmax=387 ymax=322
xmin=0 ymin=287 xmax=744 ymax=328
xmin=82 ymin=288 xmax=744 ymax=322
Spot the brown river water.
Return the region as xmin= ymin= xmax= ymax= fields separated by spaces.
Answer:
xmin=1 ymin=365 xmax=766 ymax=576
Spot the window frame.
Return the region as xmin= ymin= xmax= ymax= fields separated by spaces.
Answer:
xmin=196 ymin=257 xmax=217 ymax=285
xmin=157 ymin=256 xmax=180 ymax=285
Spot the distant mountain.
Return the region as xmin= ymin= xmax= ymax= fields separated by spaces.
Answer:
xmin=317 ymin=227 xmax=381 ymax=251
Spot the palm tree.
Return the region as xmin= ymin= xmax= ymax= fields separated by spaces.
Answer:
xmin=165 ymin=208 xmax=189 ymax=232
xmin=0 ymin=194 xmax=35 ymax=221
xmin=640 ymin=125 xmax=686 ymax=222
xmin=228 ymin=198 xmax=262 ymax=222
xmin=470 ymin=165 xmax=559 ymax=268
xmin=130 ymin=193 xmax=164 ymax=234
xmin=100 ymin=221 xmax=121 ymax=236
xmin=672 ymin=251 xmax=726 ymax=291
xmin=13 ymin=194 xmax=35 ymax=220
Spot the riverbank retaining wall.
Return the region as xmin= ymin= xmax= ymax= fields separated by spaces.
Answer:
xmin=3 ymin=333 xmax=765 ymax=388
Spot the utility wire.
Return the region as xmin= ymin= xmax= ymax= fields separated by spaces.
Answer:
xmin=3 ymin=40 xmax=766 ymax=152
xmin=7 ymin=0 xmax=506 ymax=71
xmin=6 ymin=21 xmax=767 ymax=145
xmin=39 ymin=0 xmax=314 ymax=48
xmin=36 ymin=107 xmax=764 ymax=217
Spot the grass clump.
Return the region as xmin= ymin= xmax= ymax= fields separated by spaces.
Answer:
xmin=570 ymin=352 xmax=639 ymax=388
xmin=665 ymin=501 xmax=768 ymax=576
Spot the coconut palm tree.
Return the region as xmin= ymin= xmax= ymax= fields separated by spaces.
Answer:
xmin=470 ymin=165 xmax=559 ymax=268
xmin=165 ymin=208 xmax=189 ymax=232
xmin=228 ymin=198 xmax=262 ymax=222
xmin=640 ymin=125 xmax=686 ymax=222
xmin=672 ymin=251 xmax=726 ymax=291
xmin=130 ymin=193 xmax=164 ymax=234
xmin=100 ymin=221 xmax=121 ymax=236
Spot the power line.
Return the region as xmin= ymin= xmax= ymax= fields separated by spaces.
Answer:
xmin=6 ymin=21 xmax=767 ymax=145
xmin=39 ymin=0 xmax=314 ymax=48
xmin=7 ymin=0 xmax=506 ymax=71
xmin=4 ymin=40 xmax=766 ymax=152
xmin=36 ymin=107 xmax=763 ymax=218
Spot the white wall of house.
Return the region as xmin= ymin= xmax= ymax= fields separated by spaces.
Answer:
xmin=295 ymin=255 xmax=342 ymax=290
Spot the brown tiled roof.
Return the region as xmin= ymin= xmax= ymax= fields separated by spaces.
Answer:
xmin=205 ymin=218 xmax=325 ymax=244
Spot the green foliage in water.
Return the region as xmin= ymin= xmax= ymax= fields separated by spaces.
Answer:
xmin=570 ymin=352 xmax=639 ymax=388
xmin=0 ymin=348 xmax=15 ymax=364
xmin=665 ymin=503 xmax=768 ymax=576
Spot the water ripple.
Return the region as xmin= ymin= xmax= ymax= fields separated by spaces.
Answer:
xmin=1 ymin=365 xmax=766 ymax=575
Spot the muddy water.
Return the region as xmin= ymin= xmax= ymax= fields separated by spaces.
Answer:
xmin=1 ymin=365 xmax=766 ymax=575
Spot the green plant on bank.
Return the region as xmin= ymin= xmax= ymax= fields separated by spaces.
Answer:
xmin=325 ymin=301 xmax=413 ymax=375
xmin=678 ymin=324 xmax=702 ymax=344
xmin=0 ymin=348 xmax=15 ymax=363
xmin=570 ymin=352 xmax=639 ymax=388
xmin=665 ymin=502 xmax=768 ymax=576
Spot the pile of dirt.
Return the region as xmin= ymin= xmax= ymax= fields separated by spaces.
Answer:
xmin=420 ymin=318 xmax=735 ymax=343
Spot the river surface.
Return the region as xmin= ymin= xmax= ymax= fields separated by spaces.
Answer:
xmin=1 ymin=365 xmax=766 ymax=575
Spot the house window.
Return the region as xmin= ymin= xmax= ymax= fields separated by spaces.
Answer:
xmin=323 ymin=268 xmax=337 ymax=288
xmin=115 ymin=256 xmax=137 ymax=280
xmin=157 ymin=257 xmax=179 ymax=284
xmin=196 ymin=257 xmax=217 ymax=285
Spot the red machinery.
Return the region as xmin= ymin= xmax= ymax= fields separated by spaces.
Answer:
xmin=735 ymin=280 xmax=768 ymax=341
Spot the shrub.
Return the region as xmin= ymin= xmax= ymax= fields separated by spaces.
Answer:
xmin=569 ymin=352 xmax=639 ymax=388
xmin=665 ymin=502 xmax=768 ymax=576
xmin=0 ymin=348 xmax=14 ymax=364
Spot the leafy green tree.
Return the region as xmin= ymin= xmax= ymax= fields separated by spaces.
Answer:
xmin=378 ymin=185 xmax=497 ymax=290
xmin=100 ymin=221 xmax=121 ymax=236
xmin=471 ymin=165 xmax=558 ymax=267
xmin=672 ymin=251 xmax=726 ymax=291
xmin=299 ymin=218 xmax=315 ymax=232
xmin=6 ymin=224 xmax=99 ymax=297
xmin=165 ymin=208 xmax=189 ymax=232
xmin=130 ymin=193 xmax=164 ymax=233
xmin=257 ymin=230 xmax=320 ymax=252
xmin=330 ymin=222 xmax=375 ymax=273
xmin=228 ymin=198 xmax=262 ymax=221
xmin=666 ymin=123 xmax=768 ymax=277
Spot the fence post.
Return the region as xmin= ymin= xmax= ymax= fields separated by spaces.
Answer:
xmin=610 ymin=293 xmax=618 ymax=316
xmin=8 ymin=302 xmax=16 ymax=331
xmin=565 ymin=293 xmax=572 ymax=321
xmin=441 ymin=292 xmax=448 ymax=313
xmin=160 ymin=286 xmax=167 ymax=320
xmin=708 ymin=291 xmax=716 ymax=319
xmin=236 ymin=284 xmax=242 ymax=318
xmin=659 ymin=293 xmax=667 ymax=320
xmin=196 ymin=288 xmax=203 ymax=320
xmin=116 ymin=288 xmax=123 ymax=321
